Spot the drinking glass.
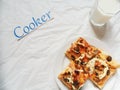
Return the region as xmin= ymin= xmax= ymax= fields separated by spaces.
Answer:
xmin=90 ymin=0 xmax=120 ymax=27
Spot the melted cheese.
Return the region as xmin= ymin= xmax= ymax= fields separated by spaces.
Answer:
xmin=77 ymin=69 xmax=84 ymax=72
xmin=67 ymin=69 xmax=84 ymax=90
xmin=87 ymin=58 xmax=96 ymax=74
xmin=77 ymin=42 xmax=85 ymax=47
xmin=77 ymin=54 xmax=85 ymax=60
xmin=67 ymin=77 xmax=73 ymax=83
xmin=86 ymin=52 xmax=92 ymax=58
xmin=72 ymin=85 xmax=76 ymax=90
xmin=87 ymin=58 xmax=109 ymax=79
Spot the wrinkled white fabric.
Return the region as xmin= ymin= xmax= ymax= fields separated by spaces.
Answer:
xmin=0 ymin=0 xmax=120 ymax=90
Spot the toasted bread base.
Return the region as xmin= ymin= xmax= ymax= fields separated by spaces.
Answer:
xmin=65 ymin=37 xmax=89 ymax=61
xmin=90 ymin=67 xmax=116 ymax=89
xmin=58 ymin=62 xmax=88 ymax=90
xmin=58 ymin=74 xmax=73 ymax=90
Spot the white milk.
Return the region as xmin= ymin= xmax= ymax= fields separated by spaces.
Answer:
xmin=90 ymin=0 xmax=120 ymax=26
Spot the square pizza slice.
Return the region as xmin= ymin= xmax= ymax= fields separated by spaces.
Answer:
xmin=58 ymin=61 xmax=88 ymax=90
xmin=65 ymin=37 xmax=89 ymax=61
xmin=86 ymin=52 xmax=120 ymax=89
xmin=65 ymin=37 xmax=100 ymax=64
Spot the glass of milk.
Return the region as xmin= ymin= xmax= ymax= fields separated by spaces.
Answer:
xmin=90 ymin=0 xmax=120 ymax=26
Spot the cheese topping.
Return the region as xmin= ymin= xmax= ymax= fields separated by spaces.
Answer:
xmin=77 ymin=42 xmax=85 ymax=47
xmin=85 ymin=47 xmax=97 ymax=58
xmin=77 ymin=54 xmax=85 ymax=60
xmin=87 ymin=58 xmax=109 ymax=79
xmin=86 ymin=52 xmax=92 ymax=58
xmin=67 ymin=77 xmax=73 ymax=83
xmin=72 ymin=85 xmax=76 ymax=90
xmin=77 ymin=69 xmax=84 ymax=72
xmin=66 ymin=69 xmax=84 ymax=90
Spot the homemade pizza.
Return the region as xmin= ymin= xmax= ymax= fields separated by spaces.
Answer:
xmin=87 ymin=52 xmax=120 ymax=89
xmin=58 ymin=37 xmax=120 ymax=90
xmin=58 ymin=61 xmax=88 ymax=90
xmin=65 ymin=37 xmax=100 ymax=64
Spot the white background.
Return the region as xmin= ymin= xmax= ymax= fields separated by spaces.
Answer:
xmin=0 ymin=0 xmax=120 ymax=90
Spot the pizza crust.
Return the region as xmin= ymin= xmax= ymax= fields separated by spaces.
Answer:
xmin=90 ymin=68 xmax=116 ymax=89
xmin=58 ymin=74 xmax=73 ymax=90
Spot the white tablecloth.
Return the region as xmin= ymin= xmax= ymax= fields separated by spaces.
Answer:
xmin=0 ymin=0 xmax=120 ymax=90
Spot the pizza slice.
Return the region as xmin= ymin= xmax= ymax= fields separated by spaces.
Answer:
xmin=65 ymin=37 xmax=100 ymax=64
xmin=64 ymin=37 xmax=120 ymax=89
xmin=65 ymin=37 xmax=89 ymax=61
xmin=86 ymin=52 xmax=120 ymax=89
xmin=58 ymin=61 xmax=88 ymax=90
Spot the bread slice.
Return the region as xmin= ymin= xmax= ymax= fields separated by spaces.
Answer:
xmin=58 ymin=61 xmax=88 ymax=90
xmin=65 ymin=37 xmax=100 ymax=65
xmin=90 ymin=67 xmax=116 ymax=89
xmin=65 ymin=37 xmax=89 ymax=61
xmin=87 ymin=52 xmax=120 ymax=89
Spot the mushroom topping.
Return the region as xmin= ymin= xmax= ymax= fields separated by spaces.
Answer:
xmin=71 ymin=55 xmax=75 ymax=61
xmin=106 ymin=56 xmax=112 ymax=62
